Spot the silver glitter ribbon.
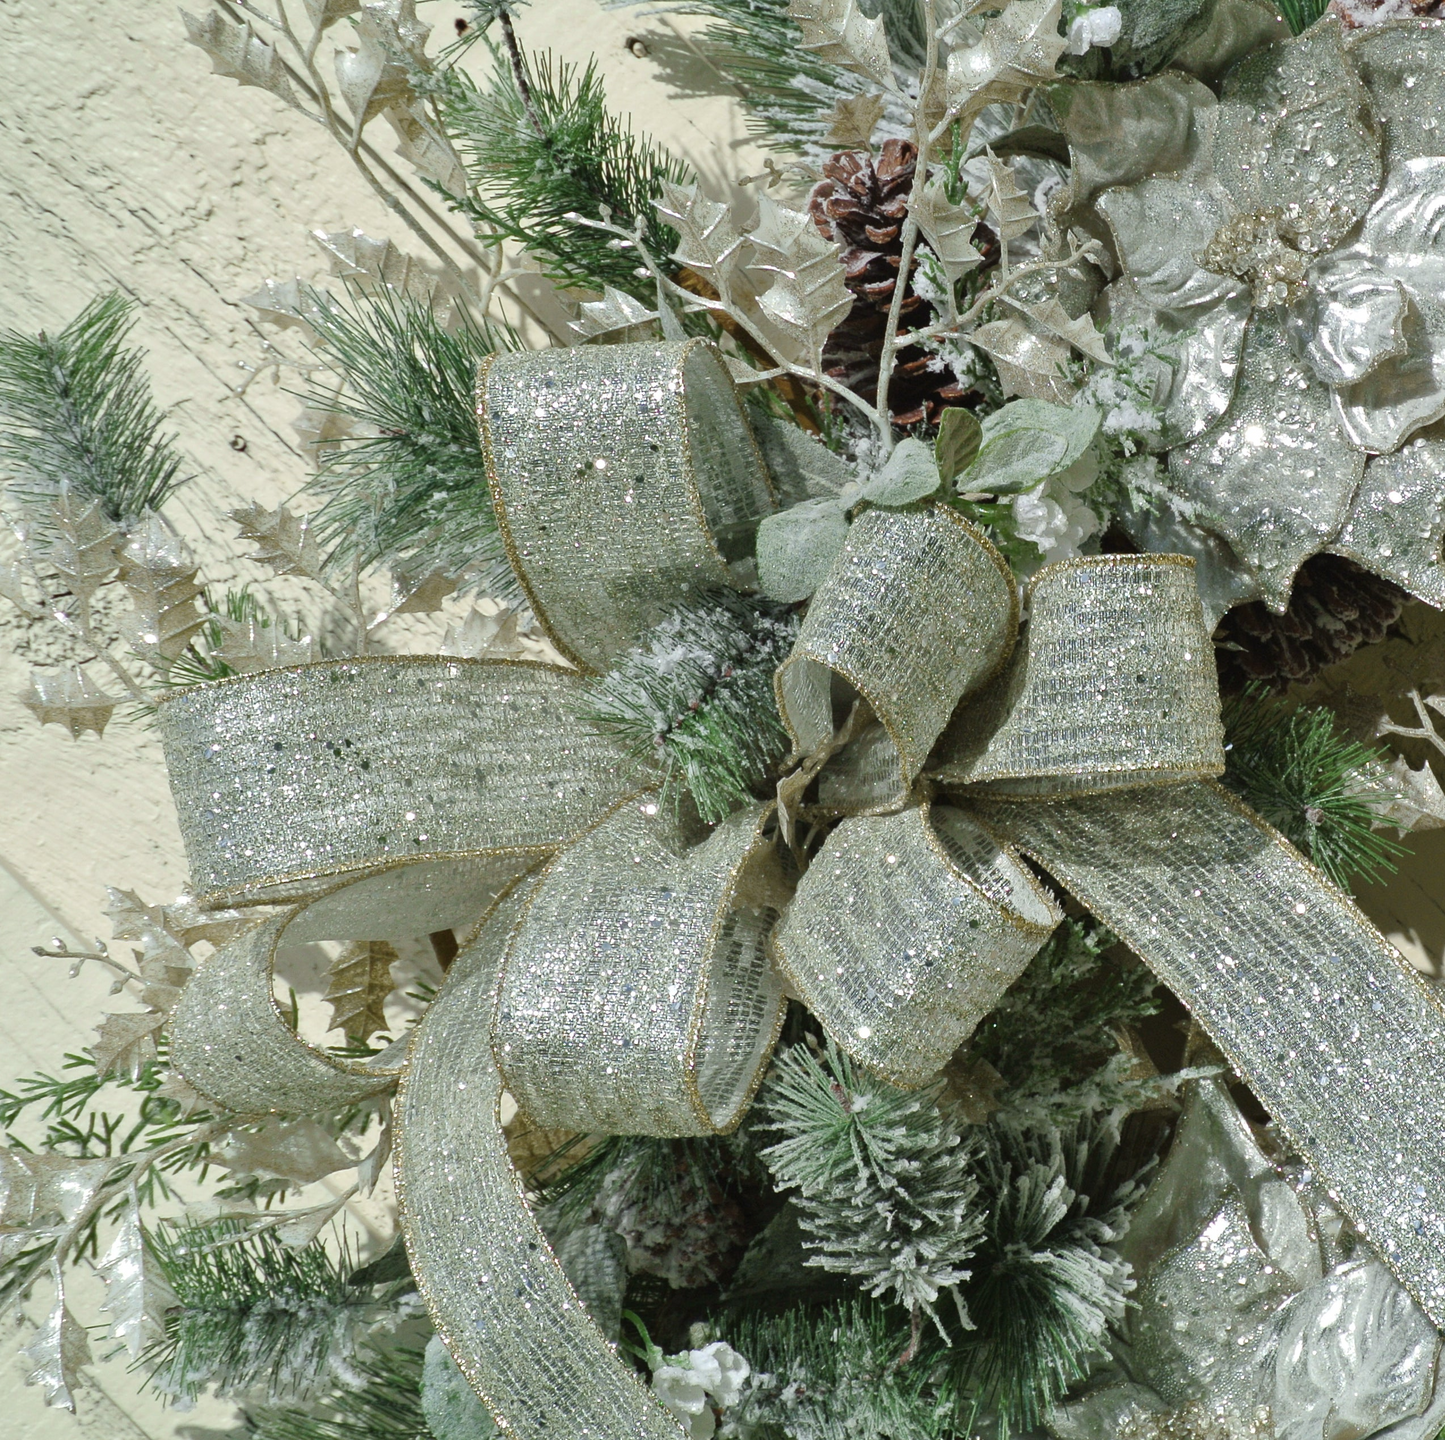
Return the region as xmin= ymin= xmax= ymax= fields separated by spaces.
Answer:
xmin=478 ymin=340 xmax=777 ymax=673
xmin=396 ymin=885 xmax=686 ymax=1439
xmin=976 ymin=782 xmax=1445 ymax=1331
xmin=495 ymin=799 xmax=786 ymax=1135
xmin=170 ymin=906 xmax=403 ymax=1116
xmin=775 ymin=547 xmax=1225 ymax=1084
xmin=155 ymin=657 xmax=648 ymax=938
xmin=770 ymin=803 xmax=1062 ymax=1086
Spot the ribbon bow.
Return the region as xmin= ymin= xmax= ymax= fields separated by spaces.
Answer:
xmin=156 ymin=341 xmax=1445 ymax=1439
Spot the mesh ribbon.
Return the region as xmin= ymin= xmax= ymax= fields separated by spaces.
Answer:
xmin=770 ymin=803 xmax=1061 ymax=1086
xmin=170 ymin=906 xmax=403 ymax=1115
xmin=775 ymin=507 xmax=1017 ymax=811
xmin=397 ymin=885 xmax=686 ymax=1439
xmin=155 ymin=658 xmax=647 ymax=938
xmin=479 ymin=339 xmax=776 ymax=673
xmin=495 ymin=798 xmax=786 ymax=1134
xmin=977 ymin=781 xmax=1445 ymax=1328
xmin=778 ymin=548 xmax=1226 ymax=1083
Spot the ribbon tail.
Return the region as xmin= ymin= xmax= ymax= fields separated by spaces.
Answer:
xmin=395 ymin=884 xmax=687 ymax=1440
xmin=975 ymin=779 xmax=1445 ymax=1328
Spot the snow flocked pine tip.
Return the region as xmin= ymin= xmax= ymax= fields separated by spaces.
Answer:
xmin=759 ymin=1037 xmax=984 ymax=1336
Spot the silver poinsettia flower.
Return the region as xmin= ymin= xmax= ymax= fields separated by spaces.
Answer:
xmin=1053 ymin=15 xmax=1445 ymax=619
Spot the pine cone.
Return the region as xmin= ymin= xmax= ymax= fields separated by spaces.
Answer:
xmin=808 ymin=140 xmax=975 ymax=427
xmin=1213 ymin=554 xmax=1407 ymax=694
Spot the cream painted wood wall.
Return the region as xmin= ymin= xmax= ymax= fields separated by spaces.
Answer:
xmin=3 ymin=0 xmax=1445 ymax=1434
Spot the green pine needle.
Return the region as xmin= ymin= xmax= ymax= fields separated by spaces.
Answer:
xmin=1273 ymin=0 xmax=1330 ymax=34
xmin=146 ymin=1221 xmax=376 ymax=1405
xmin=580 ymin=593 xmax=799 ymax=823
xmin=432 ymin=44 xmax=692 ymax=295
xmin=614 ymin=0 xmax=925 ymax=155
xmin=931 ymin=1115 xmax=1146 ymax=1439
xmin=0 ymin=292 xmax=189 ymax=525
xmin=1221 ymin=685 xmax=1406 ymax=891
xmin=759 ymin=1039 xmax=983 ymax=1333
xmin=298 ymin=283 xmax=519 ymax=599
xmin=247 ymin=1345 xmax=431 ymax=1440
xmin=966 ymin=917 xmax=1161 ymax=1108
xmin=721 ymin=1299 xmax=952 ymax=1440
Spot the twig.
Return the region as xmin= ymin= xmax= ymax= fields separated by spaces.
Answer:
xmin=496 ymin=7 xmax=546 ymax=137
xmin=1378 ymin=689 xmax=1445 ymax=757
xmin=873 ymin=0 xmax=941 ymax=453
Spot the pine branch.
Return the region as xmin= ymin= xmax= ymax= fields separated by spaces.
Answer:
xmin=428 ymin=44 xmax=693 ymax=296
xmin=247 ymin=1344 xmax=432 ymax=1440
xmin=0 ymin=292 xmax=189 ymax=526
xmin=579 ymin=593 xmax=800 ymax=823
xmin=758 ymin=1039 xmax=983 ymax=1335
xmin=1221 ymin=684 xmax=1407 ymax=891
xmin=722 ymin=1298 xmax=951 ymax=1440
xmin=929 ymin=1114 xmax=1147 ymax=1439
xmin=297 ymin=283 xmax=520 ymax=600
xmin=145 ymin=1221 xmax=380 ymax=1405
xmin=613 ymin=0 xmax=926 ymax=156
xmin=964 ymin=916 xmax=1161 ymax=1113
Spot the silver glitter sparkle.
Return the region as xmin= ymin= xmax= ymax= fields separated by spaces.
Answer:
xmin=494 ymin=799 xmax=784 ymax=1135
xmin=775 ymin=508 xmax=1016 ymax=809
xmin=397 ymin=887 xmax=687 ymax=1440
xmin=770 ymin=803 xmax=1060 ymax=1087
xmin=980 ymin=781 xmax=1445 ymax=1330
xmin=478 ymin=339 xmax=775 ymax=673
xmin=156 ymin=658 xmax=649 ymax=936
xmin=170 ymin=909 xmax=399 ymax=1116
xmin=935 ymin=555 xmax=1224 ymax=794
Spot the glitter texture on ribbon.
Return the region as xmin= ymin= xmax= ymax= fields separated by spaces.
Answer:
xmin=979 ymin=780 xmax=1445 ymax=1330
xmin=170 ymin=909 xmax=400 ymax=1116
xmin=936 ymin=555 xmax=1225 ymax=795
xmin=479 ymin=340 xmax=776 ymax=673
xmin=775 ymin=507 xmax=1017 ymax=809
xmin=397 ymin=887 xmax=687 ymax=1440
xmin=494 ymin=799 xmax=786 ymax=1134
xmin=771 ymin=803 xmax=1061 ymax=1087
xmin=156 ymin=658 xmax=647 ymax=937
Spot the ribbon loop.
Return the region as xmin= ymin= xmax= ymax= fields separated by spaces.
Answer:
xmin=397 ymin=887 xmax=686 ymax=1440
xmin=494 ymin=799 xmax=786 ymax=1135
xmin=934 ymin=555 xmax=1225 ymax=795
xmin=770 ymin=802 xmax=1062 ymax=1087
xmin=775 ymin=508 xmax=1018 ymax=811
xmin=170 ymin=908 xmax=402 ymax=1116
xmin=156 ymin=658 xmax=646 ymax=938
xmin=479 ymin=339 xmax=777 ymax=673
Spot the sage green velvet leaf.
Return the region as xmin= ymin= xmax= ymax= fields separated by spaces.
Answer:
xmin=935 ymin=408 xmax=983 ymax=486
xmin=756 ymin=497 xmax=850 ymax=602
xmin=963 ymin=399 xmax=1101 ymax=493
xmin=860 ymin=437 xmax=941 ymax=506
xmin=751 ymin=411 xmax=855 ymax=505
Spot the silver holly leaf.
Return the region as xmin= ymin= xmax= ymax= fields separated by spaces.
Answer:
xmin=116 ymin=514 xmax=206 ymax=664
xmin=570 ymin=287 xmax=661 ymax=344
xmin=312 ymin=227 xmax=435 ymax=302
xmin=98 ymin=1207 xmax=177 ymax=1359
xmin=219 ymin=1119 xmax=355 ymax=1184
xmin=211 ymin=615 xmax=318 ymax=674
xmin=232 ymin=501 xmax=325 ymax=580
xmin=749 ymin=195 xmax=854 ymax=369
xmin=22 ymin=1294 xmax=92 ymax=1412
xmin=656 ymin=182 xmax=746 ymax=291
xmin=180 ymin=9 xmax=301 ymax=110
xmin=91 ymin=1010 xmax=167 ymax=1082
xmin=19 ymin=666 xmax=120 ymax=740
xmin=945 ymin=0 xmax=1068 ymax=130
xmin=787 ymin=0 xmax=892 ymax=87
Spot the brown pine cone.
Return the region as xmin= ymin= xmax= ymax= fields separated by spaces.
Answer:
xmin=808 ymin=139 xmax=974 ymax=427
xmin=1213 ymin=554 xmax=1407 ymax=694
